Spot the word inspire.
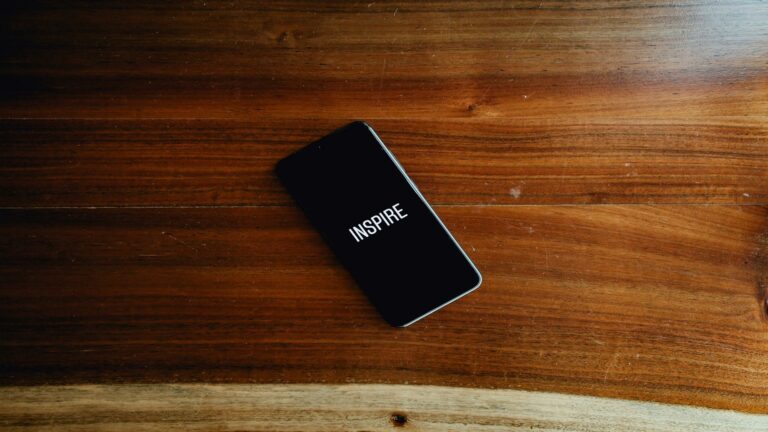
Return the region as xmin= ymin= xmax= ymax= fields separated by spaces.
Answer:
xmin=348 ymin=203 xmax=408 ymax=242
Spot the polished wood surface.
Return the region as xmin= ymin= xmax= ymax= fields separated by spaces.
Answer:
xmin=1 ymin=0 xmax=767 ymax=427
xmin=1 ymin=119 xmax=766 ymax=206
xmin=2 ymin=384 xmax=766 ymax=431
xmin=2 ymin=205 xmax=767 ymax=413
xmin=2 ymin=1 xmax=767 ymax=122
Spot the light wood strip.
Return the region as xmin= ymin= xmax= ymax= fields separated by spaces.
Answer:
xmin=1 ymin=384 xmax=766 ymax=431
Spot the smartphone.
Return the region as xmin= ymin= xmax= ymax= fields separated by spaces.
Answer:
xmin=276 ymin=121 xmax=481 ymax=327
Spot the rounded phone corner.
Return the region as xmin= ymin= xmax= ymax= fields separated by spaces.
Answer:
xmin=381 ymin=310 xmax=416 ymax=328
xmin=391 ymin=318 xmax=413 ymax=328
xmin=348 ymin=120 xmax=372 ymax=132
xmin=471 ymin=268 xmax=483 ymax=291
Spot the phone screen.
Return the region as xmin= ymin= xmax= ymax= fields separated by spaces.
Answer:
xmin=276 ymin=122 xmax=481 ymax=327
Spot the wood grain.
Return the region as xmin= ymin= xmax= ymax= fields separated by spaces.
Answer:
xmin=1 ymin=1 xmax=767 ymax=121
xmin=1 ymin=119 xmax=766 ymax=206
xmin=1 ymin=384 xmax=766 ymax=431
xmin=2 ymin=0 xmax=768 ymax=426
xmin=2 ymin=205 xmax=767 ymax=412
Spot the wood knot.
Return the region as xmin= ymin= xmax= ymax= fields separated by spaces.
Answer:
xmin=390 ymin=412 xmax=407 ymax=427
xmin=276 ymin=31 xmax=298 ymax=47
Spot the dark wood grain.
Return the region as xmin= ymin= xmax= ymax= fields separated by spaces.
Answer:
xmin=2 ymin=206 xmax=767 ymax=412
xmin=2 ymin=0 xmax=768 ymax=423
xmin=1 ymin=119 xmax=766 ymax=206
xmin=2 ymin=1 xmax=767 ymax=121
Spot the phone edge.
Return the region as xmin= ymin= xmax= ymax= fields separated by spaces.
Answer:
xmin=360 ymin=121 xmax=483 ymax=328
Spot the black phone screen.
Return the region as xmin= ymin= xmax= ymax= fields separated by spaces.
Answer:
xmin=276 ymin=121 xmax=481 ymax=327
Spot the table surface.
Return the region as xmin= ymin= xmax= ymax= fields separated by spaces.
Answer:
xmin=1 ymin=1 xmax=767 ymax=430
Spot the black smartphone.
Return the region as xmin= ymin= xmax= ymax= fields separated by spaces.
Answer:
xmin=276 ymin=121 xmax=481 ymax=327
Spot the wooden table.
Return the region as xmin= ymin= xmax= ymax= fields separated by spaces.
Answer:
xmin=1 ymin=1 xmax=767 ymax=430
